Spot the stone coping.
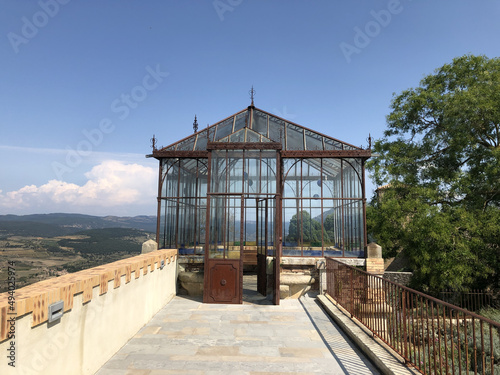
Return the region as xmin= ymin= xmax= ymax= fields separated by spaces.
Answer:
xmin=178 ymin=255 xmax=366 ymax=266
xmin=0 ymin=249 xmax=177 ymax=342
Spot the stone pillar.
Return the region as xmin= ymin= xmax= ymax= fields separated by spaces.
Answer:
xmin=366 ymin=242 xmax=384 ymax=275
xmin=141 ymin=239 xmax=158 ymax=254
xmin=316 ymin=259 xmax=327 ymax=295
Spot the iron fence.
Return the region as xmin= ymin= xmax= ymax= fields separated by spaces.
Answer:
xmin=326 ymin=258 xmax=500 ymax=375
xmin=439 ymin=290 xmax=496 ymax=313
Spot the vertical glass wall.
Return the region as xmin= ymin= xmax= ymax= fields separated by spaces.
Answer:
xmin=210 ymin=150 xmax=277 ymax=196
xmin=208 ymin=149 xmax=277 ymax=255
xmin=282 ymin=158 xmax=365 ymax=257
xmin=159 ymin=158 xmax=208 ymax=254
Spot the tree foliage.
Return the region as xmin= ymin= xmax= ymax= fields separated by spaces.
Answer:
xmin=287 ymin=211 xmax=322 ymax=244
xmin=368 ymin=55 xmax=500 ymax=294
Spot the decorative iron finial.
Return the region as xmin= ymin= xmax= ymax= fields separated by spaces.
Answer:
xmin=367 ymin=133 xmax=372 ymax=149
xmin=249 ymin=86 xmax=256 ymax=106
xmin=151 ymin=134 xmax=157 ymax=151
xmin=193 ymin=115 xmax=199 ymax=133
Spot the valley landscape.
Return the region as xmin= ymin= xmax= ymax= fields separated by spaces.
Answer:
xmin=0 ymin=213 xmax=156 ymax=292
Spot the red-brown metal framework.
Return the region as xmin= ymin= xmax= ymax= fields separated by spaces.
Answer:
xmin=151 ymin=104 xmax=371 ymax=304
xmin=326 ymin=258 xmax=500 ymax=375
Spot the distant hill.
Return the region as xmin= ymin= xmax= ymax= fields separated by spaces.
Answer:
xmin=58 ymin=228 xmax=150 ymax=254
xmin=0 ymin=213 xmax=157 ymax=237
xmin=0 ymin=220 xmax=74 ymax=237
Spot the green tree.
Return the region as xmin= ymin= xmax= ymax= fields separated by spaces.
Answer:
xmin=368 ymin=54 xmax=500 ymax=293
xmin=323 ymin=213 xmax=337 ymax=246
xmin=287 ymin=211 xmax=323 ymax=245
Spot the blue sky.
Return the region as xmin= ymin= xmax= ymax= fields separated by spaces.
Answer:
xmin=0 ymin=1 xmax=499 ymax=216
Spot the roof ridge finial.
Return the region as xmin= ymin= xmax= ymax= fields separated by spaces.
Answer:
xmin=249 ymin=86 xmax=255 ymax=106
xmin=150 ymin=134 xmax=157 ymax=151
xmin=193 ymin=115 xmax=198 ymax=133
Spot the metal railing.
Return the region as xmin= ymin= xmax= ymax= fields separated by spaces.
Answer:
xmin=326 ymin=258 xmax=500 ymax=375
xmin=439 ymin=290 xmax=496 ymax=313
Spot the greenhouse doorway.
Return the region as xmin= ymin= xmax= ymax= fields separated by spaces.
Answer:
xmin=203 ymin=194 xmax=280 ymax=304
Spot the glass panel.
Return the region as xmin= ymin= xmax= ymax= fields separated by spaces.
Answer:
xmin=342 ymin=159 xmax=362 ymax=199
xmin=281 ymin=157 xmax=365 ymax=258
xmin=323 ymin=199 xmax=343 ymax=257
xmin=267 ymin=199 xmax=275 ymax=257
xmin=214 ymin=117 xmax=234 ymax=141
xmin=255 ymin=198 xmax=275 ymax=257
xmin=158 ymin=158 xmax=208 ymax=254
xmin=343 ymin=200 xmax=364 ymax=257
xmin=228 ymin=151 xmax=243 ymax=193
xmin=257 ymin=199 xmax=266 ymax=255
xmin=176 ymin=136 xmax=196 ymax=151
xmin=196 ymin=199 xmax=206 ymax=255
xmin=244 ymin=152 xmax=259 ymax=194
xmin=305 ymin=130 xmax=323 ymax=151
xmin=233 ymin=111 xmax=247 ymax=133
xmin=286 ymin=123 xmax=304 ymax=150
xmin=268 ymin=115 xmax=286 ymax=147
xmin=324 ymin=138 xmax=343 ymax=150
xmin=159 ymin=198 xmax=177 ymax=249
xmin=209 ymin=196 xmax=225 ymax=258
xmin=260 ymin=151 xmax=277 ymax=194
xmin=210 ymin=150 xmax=226 ymax=193
xmin=283 ymin=199 xmax=300 ymax=256
xmin=228 ymin=128 xmax=245 ymax=142
xmin=244 ymin=199 xmax=256 ymax=248
xmin=322 ymin=159 xmax=342 ymax=199
xmin=178 ymin=198 xmax=196 ymax=254
xmin=208 ymin=196 xmax=242 ymax=259
xmin=212 ymin=150 xmax=276 ymax=195
xmin=252 ymin=110 xmax=268 ymax=136
xmin=301 ymin=159 xmax=321 ymax=199
xmin=194 ymin=129 xmax=209 ymax=150
xmin=226 ymin=197 xmax=242 ymax=259
xmin=283 ymin=159 xmax=300 ymax=198
xmin=247 ymin=129 xmax=261 ymax=143
xmin=162 ymin=161 xmax=179 ymax=198
xmin=198 ymin=161 xmax=208 ymax=198
xmin=301 ymin=199 xmax=322 ymax=257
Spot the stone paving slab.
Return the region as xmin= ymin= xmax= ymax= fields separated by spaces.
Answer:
xmin=96 ymin=293 xmax=380 ymax=375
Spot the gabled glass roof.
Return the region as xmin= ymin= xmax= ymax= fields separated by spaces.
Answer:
xmin=218 ymin=127 xmax=274 ymax=143
xmin=160 ymin=106 xmax=362 ymax=152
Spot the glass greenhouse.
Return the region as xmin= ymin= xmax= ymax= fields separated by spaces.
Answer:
xmin=150 ymin=104 xmax=371 ymax=303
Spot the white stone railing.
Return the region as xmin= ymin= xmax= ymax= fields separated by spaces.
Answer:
xmin=0 ymin=249 xmax=178 ymax=375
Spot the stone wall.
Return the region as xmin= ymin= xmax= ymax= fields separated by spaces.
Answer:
xmin=277 ymin=257 xmax=366 ymax=299
xmin=382 ymin=271 xmax=413 ymax=286
xmin=0 ymin=249 xmax=178 ymax=375
xmin=177 ymin=256 xmax=204 ymax=296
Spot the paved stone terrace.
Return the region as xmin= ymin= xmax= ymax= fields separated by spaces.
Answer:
xmin=96 ymin=279 xmax=379 ymax=375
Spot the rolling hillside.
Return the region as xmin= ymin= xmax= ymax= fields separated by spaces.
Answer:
xmin=0 ymin=213 xmax=157 ymax=236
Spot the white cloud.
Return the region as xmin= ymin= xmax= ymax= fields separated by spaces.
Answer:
xmin=0 ymin=160 xmax=157 ymax=216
